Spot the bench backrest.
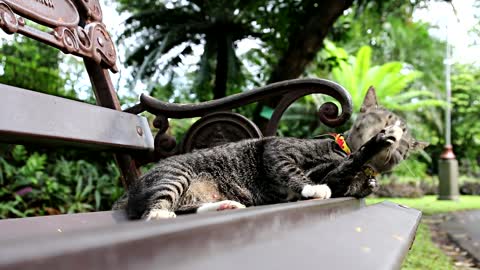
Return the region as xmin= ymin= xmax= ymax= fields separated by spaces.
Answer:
xmin=0 ymin=0 xmax=153 ymax=187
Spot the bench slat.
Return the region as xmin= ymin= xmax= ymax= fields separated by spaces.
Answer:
xmin=0 ymin=210 xmax=128 ymax=242
xmin=0 ymin=199 xmax=421 ymax=270
xmin=0 ymin=198 xmax=360 ymax=242
xmin=0 ymin=84 xmax=154 ymax=152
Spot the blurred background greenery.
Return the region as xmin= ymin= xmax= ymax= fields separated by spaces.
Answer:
xmin=0 ymin=0 xmax=480 ymax=219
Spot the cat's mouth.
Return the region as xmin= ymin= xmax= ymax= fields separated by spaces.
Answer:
xmin=378 ymin=130 xmax=397 ymax=144
xmin=386 ymin=136 xmax=397 ymax=144
xmin=381 ymin=124 xmax=403 ymax=145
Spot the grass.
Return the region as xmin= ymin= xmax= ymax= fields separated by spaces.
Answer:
xmin=366 ymin=195 xmax=480 ymax=270
xmin=401 ymin=223 xmax=455 ymax=270
xmin=367 ymin=195 xmax=480 ymax=215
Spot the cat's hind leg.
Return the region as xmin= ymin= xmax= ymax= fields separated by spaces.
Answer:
xmin=127 ymin=169 xmax=191 ymax=220
xmin=141 ymin=197 xmax=178 ymax=220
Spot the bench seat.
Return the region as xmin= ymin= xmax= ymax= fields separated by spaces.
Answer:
xmin=0 ymin=198 xmax=421 ymax=270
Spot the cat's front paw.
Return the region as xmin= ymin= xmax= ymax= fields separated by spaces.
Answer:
xmin=377 ymin=124 xmax=404 ymax=146
xmin=368 ymin=178 xmax=378 ymax=189
xmin=145 ymin=209 xmax=177 ymax=221
xmin=301 ymin=184 xmax=332 ymax=199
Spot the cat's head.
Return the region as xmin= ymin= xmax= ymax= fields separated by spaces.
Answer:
xmin=346 ymin=87 xmax=428 ymax=172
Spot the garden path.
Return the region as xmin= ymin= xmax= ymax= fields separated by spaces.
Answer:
xmin=439 ymin=210 xmax=480 ymax=267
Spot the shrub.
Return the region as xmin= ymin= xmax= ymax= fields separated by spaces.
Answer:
xmin=0 ymin=145 xmax=123 ymax=218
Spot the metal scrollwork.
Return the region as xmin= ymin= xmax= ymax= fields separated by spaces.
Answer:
xmin=149 ymin=112 xmax=263 ymax=160
xmin=49 ymin=22 xmax=116 ymax=71
xmin=0 ymin=0 xmax=117 ymax=73
xmin=182 ymin=112 xmax=263 ymax=153
xmin=152 ymin=115 xmax=179 ymax=159
xmin=75 ymin=0 xmax=102 ymax=23
xmin=0 ymin=1 xmax=18 ymax=34
xmin=4 ymin=0 xmax=80 ymax=27
xmin=85 ymin=22 xmax=117 ymax=71
xmin=76 ymin=26 xmax=91 ymax=49
xmin=125 ymin=78 xmax=353 ymax=160
xmin=54 ymin=26 xmax=79 ymax=53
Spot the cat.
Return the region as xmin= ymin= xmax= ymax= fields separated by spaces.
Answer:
xmin=122 ymin=87 xmax=427 ymax=220
xmin=308 ymin=88 xmax=428 ymax=198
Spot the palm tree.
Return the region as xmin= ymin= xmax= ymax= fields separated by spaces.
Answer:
xmin=117 ymin=0 xmax=261 ymax=100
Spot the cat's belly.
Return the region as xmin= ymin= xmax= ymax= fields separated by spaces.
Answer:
xmin=180 ymin=181 xmax=227 ymax=205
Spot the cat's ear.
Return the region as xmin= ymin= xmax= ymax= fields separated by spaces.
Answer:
xmin=360 ymin=86 xmax=378 ymax=112
xmin=411 ymin=141 xmax=429 ymax=151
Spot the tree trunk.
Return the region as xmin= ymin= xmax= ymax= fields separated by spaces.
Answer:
xmin=214 ymin=34 xmax=228 ymax=100
xmin=253 ymin=0 xmax=354 ymax=132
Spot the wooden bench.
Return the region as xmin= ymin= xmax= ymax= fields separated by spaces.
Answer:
xmin=0 ymin=1 xmax=421 ymax=269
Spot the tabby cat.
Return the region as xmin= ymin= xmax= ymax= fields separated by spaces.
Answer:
xmin=124 ymin=88 xmax=427 ymax=220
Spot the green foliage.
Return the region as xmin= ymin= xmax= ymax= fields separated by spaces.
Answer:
xmin=118 ymin=0 xmax=412 ymax=101
xmin=332 ymin=3 xmax=446 ymax=90
xmin=450 ymin=64 xmax=480 ymax=176
xmin=390 ymin=157 xmax=429 ymax=179
xmin=0 ymin=146 xmax=122 ymax=218
xmin=0 ymin=35 xmax=77 ymax=98
xmin=402 ymin=223 xmax=455 ymax=270
xmin=281 ymin=37 xmax=444 ymax=143
xmin=367 ymin=195 xmax=480 ymax=216
xmin=117 ymin=0 xmax=262 ymax=100
xmin=314 ymin=41 xmax=444 ymax=113
xmin=275 ymin=99 xmax=320 ymax=138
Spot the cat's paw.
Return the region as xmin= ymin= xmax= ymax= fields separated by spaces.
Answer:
xmin=145 ymin=209 xmax=177 ymax=221
xmin=368 ymin=178 xmax=377 ymax=189
xmin=301 ymin=184 xmax=332 ymax=199
xmin=196 ymin=200 xmax=246 ymax=213
xmin=378 ymin=123 xmax=403 ymax=146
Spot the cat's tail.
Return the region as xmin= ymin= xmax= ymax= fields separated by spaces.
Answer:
xmin=126 ymin=167 xmax=192 ymax=220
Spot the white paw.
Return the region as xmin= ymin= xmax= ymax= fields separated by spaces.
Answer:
xmin=368 ymin=178 xmax=377 ymax=189
xmin=145 ymin=209 xmax=176 ymax=221
xmin=196 ymin=200 xmax=246 ymax=213
xmin=301 ymin=184 xmax=332 ymax=199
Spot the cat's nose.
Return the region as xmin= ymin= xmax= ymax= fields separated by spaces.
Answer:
xmin=381 ymin=125 xmax=403 ymax=144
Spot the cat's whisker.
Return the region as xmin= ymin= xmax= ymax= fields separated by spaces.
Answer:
xmin=383 ymin=149 xmax=393 ymax=165
xmin=401 ymin=161 xmax=416 ymax=177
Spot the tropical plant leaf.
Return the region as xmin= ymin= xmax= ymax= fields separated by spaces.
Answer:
xmin=353 ymin=45 xmax=371 ymax=93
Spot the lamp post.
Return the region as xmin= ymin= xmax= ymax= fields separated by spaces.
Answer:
xmin=438 ymin=1 xmax=459 ymax=201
